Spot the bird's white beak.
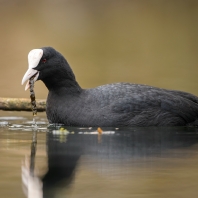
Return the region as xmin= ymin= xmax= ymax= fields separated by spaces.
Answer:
xmin=22 ymin=49 xmax=43 ymax=91
xmin=22 ymin=68 xmax=39 ymax=91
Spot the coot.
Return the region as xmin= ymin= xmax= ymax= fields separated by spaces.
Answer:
xmin=22 ymin=47 xmax=198 ymax=127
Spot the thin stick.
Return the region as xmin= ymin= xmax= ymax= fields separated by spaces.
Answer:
xmin=29 ymin=76 xmax=37 ymax=116
xmin=0 ymin=97 xmax=46 ymax=111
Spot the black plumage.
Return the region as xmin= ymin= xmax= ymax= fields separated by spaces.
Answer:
xmin=32 ymin=47 xmax=198 ymax=127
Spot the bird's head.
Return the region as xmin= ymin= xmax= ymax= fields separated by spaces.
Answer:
xmin=22 ymin=47 xmax=77 ymax=91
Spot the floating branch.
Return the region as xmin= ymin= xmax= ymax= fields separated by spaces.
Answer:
xmin=0 ymin=98 xmax=46 ymax=111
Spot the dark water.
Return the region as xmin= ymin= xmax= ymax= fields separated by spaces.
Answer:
xmin=1 ymin=111 xmax=198 ymax=198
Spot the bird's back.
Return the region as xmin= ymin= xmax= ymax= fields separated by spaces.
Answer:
xmin=46 ymin=83 xmax=198 ymax=127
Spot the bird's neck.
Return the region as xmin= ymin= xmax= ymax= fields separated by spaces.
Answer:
xmin=42 ymin=70 xmax=82 ymax=94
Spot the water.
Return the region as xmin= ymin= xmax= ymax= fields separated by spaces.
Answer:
xmin=1 ymin=111 xmax=198 ymax=198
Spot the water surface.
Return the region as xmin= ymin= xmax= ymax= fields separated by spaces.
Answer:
xmin=1 ymin=111 xmax=198 ymax=198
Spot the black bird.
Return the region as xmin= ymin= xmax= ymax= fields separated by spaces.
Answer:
xmin=22 ymin=47 xmax=198 ymax=127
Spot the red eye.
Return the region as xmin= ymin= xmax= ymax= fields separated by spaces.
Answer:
xmin=42 ymin=58 xmax=47 ymax=63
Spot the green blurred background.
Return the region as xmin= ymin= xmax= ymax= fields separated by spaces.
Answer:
xmin=0 ymin=0 xmax=198 ymax=99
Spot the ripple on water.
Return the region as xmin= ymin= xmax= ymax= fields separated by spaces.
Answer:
xmin=8 ymin=123 xmax=48 ymax=132
xmin=0 ymin=121 xmax=9 ymax=127
xmin=0 ymin=115 xmax=48 ymax=132
xmin=23 ymin=121 xmax=47 ymax=125
xmin=0 ymin=116 xmax=27 ymax=120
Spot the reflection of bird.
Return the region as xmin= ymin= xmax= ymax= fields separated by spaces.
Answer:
xmin=21 ymin=157 xmax=43 ymax=198
xmin=22 ymin=47 xmax=198 ymax=127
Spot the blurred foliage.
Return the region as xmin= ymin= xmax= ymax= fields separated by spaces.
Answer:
xmin=0 ymin=0 xmax=198 ymax=98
